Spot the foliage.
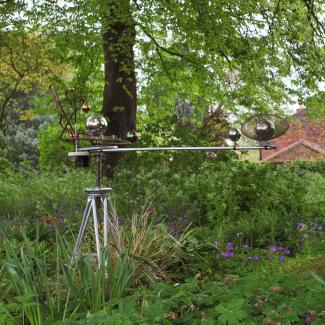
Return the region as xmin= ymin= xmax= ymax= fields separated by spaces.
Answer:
xmin=38 ymin=123 xmax=74 ymax=171
xmin=0 ymin=103 xmax=54 ymax=167
xmin=2 ymin=159 xmax=325 ymax=245
xmin=112 ymin=158 xmax=325 ymax=244
xmin=0 ymin=31 xmax=64 ymax=131
xmin=68 ymin=271 xmax=325 ymax=324
xmin=107 ymin=209 xmax=187 ymax=284
xmin=0 ymin=212 xmax=186 ymax=324
xmin=3 ymin=0 xmax=323 ymax=122
xmin=0 ymin=168 xmax=94 ymax=218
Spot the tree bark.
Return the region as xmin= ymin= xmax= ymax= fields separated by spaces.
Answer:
xmin=101 ymin=0 xmax=136 ymax=178
xmin=102 ymin=0 xmax=136 ymax=138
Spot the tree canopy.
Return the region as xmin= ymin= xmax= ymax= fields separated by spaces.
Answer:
xmin=1 ymin=0 xmax=324 ymax=133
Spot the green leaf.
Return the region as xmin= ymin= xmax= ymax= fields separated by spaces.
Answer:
xmin=215 ymin=298 xmax=249 ymax=324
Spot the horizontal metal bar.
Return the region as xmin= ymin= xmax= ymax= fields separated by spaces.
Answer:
xmin=101 ymin=145 xmax=276 ymax=153
xmin=78 ymin=146 xmax=118 ymax=152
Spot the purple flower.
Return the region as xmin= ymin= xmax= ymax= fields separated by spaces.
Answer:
xmin=226 ymin=242 xmax=234 ymax=251
xmin=297 ymin=222 xmax=305 ymax=230
xmin=304 ymin=314 xmax=313 ymax=324
xmin=253 ymin=255 xmax=259 ymax=263
xmin=284 ymin=249 xmax=290 ymax=255
xmin=242 ymin=243 xmax=249 ymax=249
xmin=269 ymin=246 xmax=277 ymax=253
xmin=279 ymin=255 xmax=285 ymax=263
xmin=222 ymin=251 xmax=234 ymax=258
xmin=279 ymin=246 xmax=284 ymax=251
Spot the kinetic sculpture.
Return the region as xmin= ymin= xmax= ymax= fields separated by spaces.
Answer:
xmin=51 ymin=86 xmax=288 ymax=262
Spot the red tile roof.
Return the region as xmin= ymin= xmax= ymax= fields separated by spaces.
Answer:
xmin=261 ymin=108 xmax=325 ymax=161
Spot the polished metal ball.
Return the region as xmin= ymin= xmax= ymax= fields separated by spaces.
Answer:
xmin=85 ymin=115 xmax=108 ymax=136
xmin=81 ymin=102 xmax=91 ymax=113
xmin=127 ymin=130 xmax=138 ymax=143
xmin=254 ymin=119 xmax=275 ymax=141
xmin=228 ymin=129 xmax=241 ymax=143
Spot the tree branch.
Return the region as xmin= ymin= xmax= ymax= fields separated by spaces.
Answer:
xmin=302 ymin=0 xmax=325 ymax=37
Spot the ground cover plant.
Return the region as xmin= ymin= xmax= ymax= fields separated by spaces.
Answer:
xmin=1 ymin=159 xmax=325 ymax=324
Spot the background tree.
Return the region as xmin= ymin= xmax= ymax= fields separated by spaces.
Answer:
xmin=36 ymin=0 xmax=324 ymax=132
xmin=1 ymin=0 xmax=324 ymax=170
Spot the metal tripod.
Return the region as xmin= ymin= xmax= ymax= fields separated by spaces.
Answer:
xmin=72 ymin=152 xmax=111 ymax=264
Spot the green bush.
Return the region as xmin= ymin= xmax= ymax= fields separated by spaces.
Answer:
xmin=112 ymin=158 xmax=325 ymax=245
xmin=38 ymin=124 xmax=72 ymax=171
xmin=1 ymin=156 xmax=325 ymax=247
xmin=0 ymin=168 xmax=94 ymax=217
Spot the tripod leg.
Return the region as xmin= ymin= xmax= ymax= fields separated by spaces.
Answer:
xmin=73 ymin=198 xmax=92 ymax=258
xmin=103 ymin=196 xmax=108 ymax=248
xmin=92 ymin=196 xmax=101 ymax=264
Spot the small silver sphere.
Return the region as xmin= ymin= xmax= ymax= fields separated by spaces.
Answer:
xmin=255 ymin=119 xmax=275 ymax=141
xmin=86 ymin=115 xmax=108 ymax=136
xmin=228 ymin=129 xmax=241 ymax=143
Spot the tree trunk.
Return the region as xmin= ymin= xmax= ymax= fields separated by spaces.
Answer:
xmin=101 ymin=0 xmax=136 ymax=178
xmin=102 ymin=0 xmax=136 ymax=138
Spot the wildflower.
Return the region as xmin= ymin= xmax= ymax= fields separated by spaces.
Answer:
xmin=297 ymin=222 xmax=305 ymax=230
xmin=242 ymin=243 xmax=249 ymax=249
xmin=304 ymin=314 xmax=313 ymax=324
xmin=279 ymin=255 xmax=285 ymax=263
xmin=222 ymin=251 xmax=234 ymax=258
xmin=284 ymin=249 xmax=290 ymax=255
xmin=226 ymin=242 xmax=234 ymax=251
xmin=278 ymin=246 xmax=284 ymax=251
xmin=253 ymin=255 xmax=259 ymax=263
xmin=269 ymin=246 xmax=277 ymax=253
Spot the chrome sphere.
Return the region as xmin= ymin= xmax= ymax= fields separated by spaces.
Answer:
xmin=228 ymin=129 xmax=241 ymax=143
xmin=85 ymin=115 xmax=108 ymax=136
xmin=127 ymin=130 xmax=138 ymax=143
xmin=254 ymin=119 xmax=275 ymax=141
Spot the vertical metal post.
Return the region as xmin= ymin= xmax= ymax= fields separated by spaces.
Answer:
xmin=96 ymin=153 xmax=101 ymax=188
xmin=91 ymin=196 xmax=101 ymax=264
xmin=103 ymin=196 xmax=108 ymax=248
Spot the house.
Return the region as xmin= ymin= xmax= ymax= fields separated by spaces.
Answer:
xmin=261 ymin=108 xmax=325 ymax=162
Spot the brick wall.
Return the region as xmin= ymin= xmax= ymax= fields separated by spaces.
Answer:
xmin=267 ymin=143 xmax=325 ymax=163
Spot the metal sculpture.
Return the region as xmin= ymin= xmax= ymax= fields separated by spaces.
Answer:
xmin=51 ymin=87 xmax=289 ymax=263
